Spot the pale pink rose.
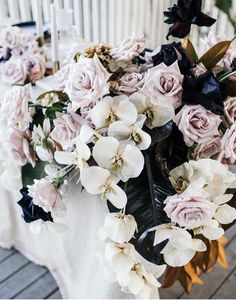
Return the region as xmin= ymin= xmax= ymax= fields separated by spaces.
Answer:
xmin=1 ymin=84 xmax=32 ymax=130
xmin=8 ymin=127 xmax=35 ymax=166
xmin=1 ymin=58 xmax=27 ymax=85
xmin=25 ymin=54 xmax=46 ymax=84
xmin=110 ymin=35 xmax=146 ymax=61
xmin=0 ymin=26 xmax=21 ymax=49
xmin=221 ymin=123 xmax=236 ymax=165
xmin=193 ymin=136 xmax=221 ymax=160
xmin=118 ymin=73 xmax=144 ymax=95
xmin=164 ymin=194 xmax=217 ymax=229
xmin=224 ymin=98 xmax=236 ymax=126
xmin=142 ymin=61 xmax=184 ymax=109
xmin=11 ymin=39 xmax=39 ymax=57
xmin=50 ymin=111 xmax=85 ymax=150
xmin=53 ymin=63 xmax=72 ymax=90
xmin=174 ymin=105 xmax=222 ymax=147
xmin=28 ymin=179 xmax=61 ymax=213
xmin=64 ymin=55 xmax=111 ymax=110
xmin=222 ymin=48 xmax=236 ymax=71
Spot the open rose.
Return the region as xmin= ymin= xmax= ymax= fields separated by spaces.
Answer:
xmin=0 ymin=26 xmax=21 ymax=49
xmin=117 ymin=72 xmax=144 ymax=95
xmin=28 ymin=179 xmax=62 ymax=213
xmin=50 ymin=111 xmax=85 ymax=150
xmin=221 ymin=123 xmax=236 ymax=165
xmin=110 ymin=35 xmax=146 ymax=62
xmin=64 ymin=54 xmax=111 ymax=110
xmin=25 ymin=54 xmax=46 ymax=84
xmin=174 ymin=105 xmax=221 ymax=146
xmin=164 ymin=194 xmax=217 ymax=229
xmin=193 ymin=136 xmax=221 ymax=160
xmin=142 ymin=61 xmax=184 ymax=109
xmin=1 ymin=58 xmax=27 ymax=85
xmin=224 ymin=98 xmax=236 ymax=126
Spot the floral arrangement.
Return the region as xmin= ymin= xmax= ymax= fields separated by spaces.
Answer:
xmin=0 ymin=26 xmax=46 ymax=85
xmin=1 ymin=0 xmax=236 ymax=298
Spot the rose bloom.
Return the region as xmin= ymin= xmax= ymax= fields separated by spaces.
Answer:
xmin=142 ymin=61 xmax=184 ymax=109
xmin=0 ymin=26 xmax=21 ymax=49
xmin=221 ymin=123 xmax=236 ymax=165
xmin=1 ymin=84 xmax=31 ymax=130
xmin=193 ymin=136 xmax=221 ymax=160
xmin=28 ymin=178 xmax=61 ymax=213
xmin=53 ymin=63 xmax=73 ymax=90
xmin=50 ymin=111 xmax=85 ymax=150
xmin=1 ymin=58 xmax=27 ymax=85
xmin=118 ymin=72 xmax=144 ymax=95
xmin=174 ymin=104 xmax=222 ymax=147
xmin=8 ymin=127 xmax=35 ymax=167
xmin=224 ymin=98 xmax=236 ymax=126
xmin=110 ymin=35 xmax=146 ymax=61
xmin=164 ymin=194 xmax=217 ymax=229
xmin=25 ymin=54 xmax=46 ymax=84
xmin=64 ymin=54 xmax=111 ymax=110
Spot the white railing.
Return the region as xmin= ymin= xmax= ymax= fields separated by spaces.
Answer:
xmin=0 ymin=0 xmax=235 ymax=48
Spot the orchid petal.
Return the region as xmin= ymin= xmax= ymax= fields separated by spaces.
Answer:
xmin=81 ymin=166 xmax=110 ymax=194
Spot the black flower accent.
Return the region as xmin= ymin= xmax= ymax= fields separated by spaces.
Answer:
xmin=18 ymin=187 xmax=53 ymax=223
xmin=0 ymin=47 xmax=12 ymax=62
xmin=164 ymin=0 xmax=216 ymax=39
xmin=152 ymin=42 xmax=193 ymax=75
xmin=182 ymin=70 xmax=227 ymax=115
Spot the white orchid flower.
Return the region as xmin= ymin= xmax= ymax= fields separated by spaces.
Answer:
xmin=129 ymin=92 xmax=174 ymax=129
xmin=108 ymin=116 xmax=151 ymax=150
xmin=91 ymin=95 xmax=138 ymax=129
xmin=199 ymin=219 xmax=224 ymax=240
xmin=98 ymin=212 xmax=137 ymax=243
xmin=149 ymin=224 xmax=206 ymax=267
xmin=104 ymin=241 xmax=136 ymax=273
xmin=80 ymin=166 xmax=127 ymax=208
xmin=93 ymin=136 xmax=144 ymax=182
xmin=79 ymin=124 xmax=102 ymax=144
xmin=117 ymin=262 xmax=161 ymax=297
xmin=32 ymin=118 xmax=54 ymax=161
xmin=213 ymin=194 xmax=236 ymax=225
xmin=55 ymin=139 xmax=90 ymax=170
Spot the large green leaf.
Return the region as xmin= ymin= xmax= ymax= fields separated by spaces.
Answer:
xmin=215 ymin=0 xmax=232 ymax=15
xmin=21 ymin=160 xmax=47 ymax=187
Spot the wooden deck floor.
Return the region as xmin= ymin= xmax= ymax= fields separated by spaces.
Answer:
xmin=0 ymin=224 xmax=236 ymax=299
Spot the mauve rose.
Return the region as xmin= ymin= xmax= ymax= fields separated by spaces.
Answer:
xmin=64 ymin=54 xmax=111 ymax=110
xmin=53 ymin=63 xmax=73 ymax=90
xmin=1 ymin=84 xmax=31 ymax=130
xmin=174 ymin=104 xmax=222 ymax=147
xmin=224 ymin=98 xmax=236 ymax=126
xmin=142 ymin=61 xmax=184 ymax=109
xmin=193 ymin=136 xmax=221 ymax=160
xmin=28 ymin=179 xmax=61 ymax=213
xmin=50 ymin=111 xmax=85 ymax=150
xmin=110 ymin=35 xmax=146 ymax=61
xmin=1 ymin=58 xmax=27 ymax=85
xmin=221 ymin=123 xmax=236 ymax=165
xmin=25 ymin=54 xmax=46 ymax=84
xmin=8 ymin=127 xmax=35 ymax=167
xmin=164 ymin=194 xmax=217 ymax=229
xmin=118 ymin=73 xmax=144 ymax=95
xmin=0 ymin=26 xmax=21 ymax=49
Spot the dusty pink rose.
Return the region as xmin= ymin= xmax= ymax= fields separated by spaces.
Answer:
xmin=174 ymin=105 xmax=222 ymax=147
xmin=164 ymin=194 xmax=217 ymax=229
xmin=25 ymin=54 xmax=46 ymax=84
xmin=0 ymin=26 xmax=21 ymax=49
xmin=8 ymin=127 xmax=35 ymax=166
xmin=53 ymin=63 xmax=73 ymax=90
xmin=1 ymin=84 xmax=31 ymax=130
xmin=1 ymin=58 xmax=27 ymax=85
xmin=118 ymin=73 xmax=144 ymax=95
xmin=110 ymin=35 xmax=146 ymax=61
xmin=221 ymin=123 xmax=236 ymax=165
xmin=193 ymin=136 xmax=221 ymax=160
xmin=28 ymin=179 xmax=61 ymax=213
xmin=224 ymin=98 xmax=236 ymax=126
xmin=64 ymin=54 xmax=111 ymax=110
xmin=50 ymin=111 xmax=85 ymax=150
xmin=142 ymin=61 xmax=184 ymax=109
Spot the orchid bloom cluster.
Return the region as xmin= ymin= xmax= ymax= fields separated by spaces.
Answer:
xmin=0 ymin=26 xmax=46 ymax=85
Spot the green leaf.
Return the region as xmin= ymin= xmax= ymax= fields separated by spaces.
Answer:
xmin=215 ymin=0 xmax=232 ymax=15
xmin=21 ymin=160 xmax=47 ymax=187
xmin=198 ymin=40 xmax=232 ymax=69
xmin=181 ymin=37 xmax=198 ymax=63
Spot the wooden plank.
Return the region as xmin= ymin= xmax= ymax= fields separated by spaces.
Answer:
xmin=0 ymin=252 xmax=29 ymax=283
xmin=15 ymin=272 xmax=58 ymax=299
xmin=0 ymin=248 xmax=15 ymax=263
xmin=0 ymin=262 xmax=47 ymax=298
xmin=47 ymin=289 xmax=62 ymax=299
xmin=211 ymin=267 xmax=236 ymax=299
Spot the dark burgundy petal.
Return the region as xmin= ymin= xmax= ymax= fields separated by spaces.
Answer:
xmin=167 ymin=22 xmax=191 ymax=39
xmin=194 ymin=12 xmax=216 ymax=26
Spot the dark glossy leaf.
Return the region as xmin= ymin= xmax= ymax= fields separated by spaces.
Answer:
xmin=215 ymin=0 xmax=232 ymax=15
xmin=181 ymin=37 xmax=198 ymax=63
xmin=21 ymin=160 xmax=47 ymax=187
